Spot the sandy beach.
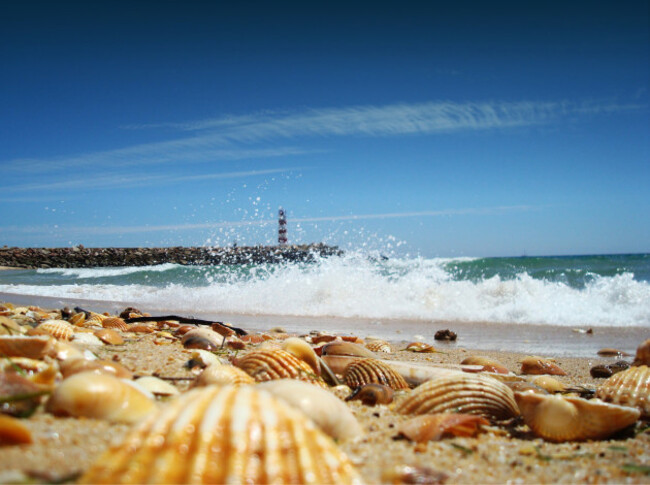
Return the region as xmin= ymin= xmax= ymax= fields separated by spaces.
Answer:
xmin=0 ymin=297 xmax=648 ymax=484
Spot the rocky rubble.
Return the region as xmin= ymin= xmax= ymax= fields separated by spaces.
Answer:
xmin=0 ymin=243 xmax=342 ymax=269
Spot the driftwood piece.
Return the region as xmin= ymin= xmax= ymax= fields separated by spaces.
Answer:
xmin=73 ymin=307 xmax=247 ymax=336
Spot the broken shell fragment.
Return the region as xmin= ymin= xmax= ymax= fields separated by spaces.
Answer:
xmin=181 ymin=328 xmax=224 ymax=350
xmin=134 ymin=376 xmax=179 ymax=397
xmin=633 ymin=339 xmax=650 ymax=367
xmin=520 ymin=356 xmax=567 ymax=376
xmin=396 ymin=373 xmax=519 ymax=420
xmin=0 ymin=415 xmax=33 ymax=446
xmin=194 ymin=364 xmax=255 ymax=387
xmin=405 ymin=342 xmax=437 ymax=353
xmin=595 ymin=365 xmax=650 ymax=417
xmin=396 ymin=413 xmax=489 ymax=443
xmin=529 ymin=375 xmax=568 ymax=393
xmin=0 ymin=316 xmax=26 ymax=335
xmin=514 ymin=392 xmax=640 ymax=442
xmin=257 ymin=379 xmax=363 ymax=441
xmin=46 ymin=372 xmax=156 ymax=423
xmin=0 ymin=335 xmax=55 ymax=359
xmin=282 ymin=337 xmax=321 ymax=375
xmin=343 ymin=358 xmax=410 ymax=390
xmin=78 ymin=385 xmax=362 ymax=484
xmin=94 ymin=328 xmax=124 ymax=345
xmin=345 ymin=383 xmax=394 ymax=406
xmin=235 ymin=349 xmax=327 ymax=387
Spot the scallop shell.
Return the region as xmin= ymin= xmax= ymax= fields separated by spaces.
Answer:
xmin=595 ymin=365 xmax=650 ymax=417
xmin=78 ymin=385 xmax=362 ymax=484
xmin=102 ymin=317 xmax=129 ymax=331
xmin=365 ymin=339 xmax=392 ymax=353
xmin=68 ymin=312 xmax=86 ymax=326
xmin=34 ymin=319 xmax=74 ymax=340
xmin=396 ymin=413 xmax=489 ymax=442
xmin=194 ymin=364 xmax=255 ymax=387
xmin=257 ymin=379 xmax=363 ymax=441
xmin=46 ymin=372 xmax=156 ymax=423
xmin=343 ymin=358 xmax=410 ymax=390
xmin=633 ymin=339 xmax=650 ymax=366
xmin=514 ymin=392 xmax=640 ymax=442
xmin=520 ymin=356 xmax=567 ymax=376
xmin=85 ymin=312 xmax=107 ymax=326
xmin=0 ymin=335 xmax=55 ymax=359
xmin=396 ymin=373 xmax=519 ymax=420
xmin=235 ymin=349 xmax=327 ymax=387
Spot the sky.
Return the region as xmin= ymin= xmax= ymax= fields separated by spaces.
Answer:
xmin=0 ymin=1 xmax=648 ymax=257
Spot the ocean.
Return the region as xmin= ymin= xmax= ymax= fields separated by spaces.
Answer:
xmin=1 ymin=252 xmax=648 ymax=328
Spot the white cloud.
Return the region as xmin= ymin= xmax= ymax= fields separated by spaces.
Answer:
xmin=3 ymin=99 xmax=640 ymax=175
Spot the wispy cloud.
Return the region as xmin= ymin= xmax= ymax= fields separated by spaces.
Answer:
xmin=0 ymin=205 xmax=540 ymax=237
xmin=0 ymin=167 xmax=298 ymax=195
xmin=4 ymin=98 xmax=642 ymax=175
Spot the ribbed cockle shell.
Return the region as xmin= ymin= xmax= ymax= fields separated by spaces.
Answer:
xmin=102 ymin=317 xmax=129 ymax=331
xmin=78 ymin=385 xmax=362 ymax=484
xmin=595 ymin=364 xmax=650 ymax=417
xmin=515 ymin=392 xmax=640 ymax=442
xmin=235 ymin=349 xmax=326 ymax=387
xmin=194 ymin=364 xmax=255 ymax=387
xmin=47 ymin=372 xmax=156 ymax=423
xmin=35 ymin=319 xmax=74 ymax=340
xmin=396 ymin=373 xmax=519 ymax=420
xmin=365 ymin=339 xmax=392 ymax=353
xmin=343 ymin=358 xmax=410 ymax=390
xmin=396 ymin=413 xmax=489 ymax=442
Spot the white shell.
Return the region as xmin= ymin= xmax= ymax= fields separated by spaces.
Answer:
xmin=257 ymin=379 xmax=362 ymax=441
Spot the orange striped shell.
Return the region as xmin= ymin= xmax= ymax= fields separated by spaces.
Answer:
xmin=235 ymin=349 xmax=327 ymax=387
xmin=102 ymin=317 xmax=129 ymax=331
xmin=343 ymin=358 xmax=410 ymax=390
xmin=35 ymin=319 xmax=74 ymax=340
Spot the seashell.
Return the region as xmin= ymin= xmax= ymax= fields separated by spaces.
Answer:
xmin=520 ymin=356 xmax=567 ymax=376
xmin=224 ymin=335 xmax=246 ymax=350
xmin=595 ymin=365 xmax=650 ymax=417
xmin=311 ymin=333 xmax=339 ymax=344
xmin=51 ymin=340 xmax=95 ymax=361
xmin=282 ymin=337 xmax=320 ymax=375
xmin=461 ymin=356 xmax=509 ymax=375
xmin=68 ymin=312 xmax=86 ymax=326
xmin=94 ymin=328 xmax=124 ymax=345
xmin=101 ymin=317 xmax=129 ymax=331
xmin=78 ymin=385 xmax=362 ymax=484
xmin=0 ymin=415 xmax=33 ymax=445
xmin=396 ymin=373 xmax=519 ymax=420
xmin=590 ymin=361 xmax=630 ymax=378
xmin=343 ymin=358 xmax=410 ymax=390
xmin=381 ymin=465 xmax=448 ymax=485
xmin=134 ymin=376 xmax=179 ymax=397
xmin=128 ymin=322 xmax=156 ymax=334
xmin=321 ymin=341 xmax=376 ymax=358
xmin=0 ymin=335 xmax=55 ymax=359
xmin=47 ymin=372 xmax=156 ymax=423
xmin=235 ymin=349 xmax=326 ymax=387
xmin=181 ymin=328 xmax=224 ymax=350
xmin=173 ymin=324 xmax=197 ymax=336
xmin=345 ymin=383 xmax=394 ymax=406
xmin=34 ymin=319 xmax=74 ymax=340
xmin=84 ymin=312 xmax=106 ymax=327
xmin=405 ymin=342 xmax=437 ymax=353
xmin=0 ymin=371 xmax=49 ymax=417
xmin=633 ymin=339 xmax=650 ymax=366
xmin=597 ymin=348 xmax=631 ymax=357
xmin=257 ymin=379 xmax=362 ymax=441
xmin=194 ymin=364 xmax=255 ymax=387
xmin=365 ymin=339 xmax=392 ymax=353
xmin=505 ymin=381 xmax=549 ymax=395
xmin=186 ymin=349 xmax=224 ymax=370
xmin=529 ymin=375 xmax=568 ymax=393
xmin=0 ymin=357 xmax=51 ymax=375
xmin=514 ymin=392 xmax=640 ymax=442
xmin=59 ymin=358 xmax=133 ymax=379
xmin=396 ymin=413 xmax=489 ymax=442
xmin=72 ymin=332 xmax=104 ymax=346
xmin=0 ymin=316 xmax=25 ymax=335
xmin=119 ymin=307 xmax=144 ymax=319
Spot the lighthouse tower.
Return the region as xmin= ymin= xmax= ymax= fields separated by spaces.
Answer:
xmin=278 ymin=208 xmax=288 ymax=245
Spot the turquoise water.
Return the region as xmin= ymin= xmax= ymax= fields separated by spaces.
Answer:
xmin=0 ymin=252 xmax=648 ymax=327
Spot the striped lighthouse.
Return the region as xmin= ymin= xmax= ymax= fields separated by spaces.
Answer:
xmin=278 ymin=208 xmax=288 ymax=245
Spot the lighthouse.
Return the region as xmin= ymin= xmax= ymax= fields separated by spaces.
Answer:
xmin=278 ymin=208 xmax=288 ymax=245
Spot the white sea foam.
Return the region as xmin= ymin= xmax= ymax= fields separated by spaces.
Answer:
xmin=2 ymin=255 xmax=649 ymax=327
xmin=36 ymin=263 xmax=180 ymax=278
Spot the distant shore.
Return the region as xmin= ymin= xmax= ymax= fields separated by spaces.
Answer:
xmin=0 ymin=243 xmax=342 ymax=269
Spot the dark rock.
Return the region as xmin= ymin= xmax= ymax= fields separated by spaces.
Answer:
xmin=434 ymin=329 xmax=457 ymax=341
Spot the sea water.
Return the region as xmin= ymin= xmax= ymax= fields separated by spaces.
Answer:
xmin=0 ymin=252 xmax=648 ymax=328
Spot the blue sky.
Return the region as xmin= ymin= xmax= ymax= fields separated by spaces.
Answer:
xmin=1 ymin=1 xmax=648 ymax=257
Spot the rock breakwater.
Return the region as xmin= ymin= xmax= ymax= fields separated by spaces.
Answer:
xmin=0 ymin=244 xmax=342 ymax=269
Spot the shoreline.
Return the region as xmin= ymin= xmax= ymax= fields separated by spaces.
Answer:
xmin=1 ymin=291 xmax=645 ymax=359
